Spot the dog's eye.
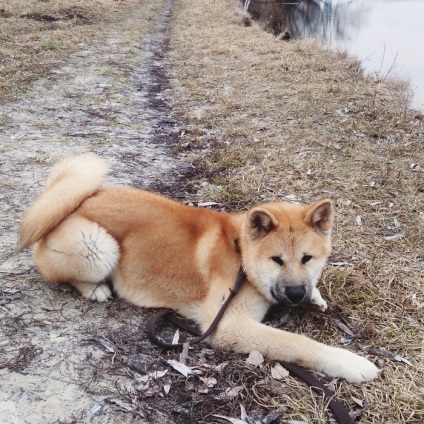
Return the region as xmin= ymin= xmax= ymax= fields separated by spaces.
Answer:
xmin=271 ymin=256 xmax=284 ymax=266
xmin=302 ymin=255 xmax=312 ymax=265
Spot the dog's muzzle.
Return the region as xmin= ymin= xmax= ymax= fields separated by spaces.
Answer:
xmin=271 ymin=285 xmax=309 ymax=305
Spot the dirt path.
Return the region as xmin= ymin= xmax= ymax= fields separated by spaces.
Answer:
xmin=0 ymin=1 xmax=182 ymax=422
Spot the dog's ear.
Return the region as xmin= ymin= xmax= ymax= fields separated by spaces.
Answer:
xmin=247 ymin=207 xmax=278 ymax=239
xmin=305 ymin=199 xmax=333 ymax=234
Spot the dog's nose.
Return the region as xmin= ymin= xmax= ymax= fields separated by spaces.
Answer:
xmin=285 ymin=286 xmax=306 ymax=303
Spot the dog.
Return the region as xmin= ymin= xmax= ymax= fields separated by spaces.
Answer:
xmin=19 ymin=154 xmax=379 ymax=383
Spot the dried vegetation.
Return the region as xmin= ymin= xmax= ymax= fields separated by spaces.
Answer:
xmin=1 ymin=0 xmax=423 ymax=422
xmin=0 ymin=0 xmax=142 ymax=99
xmin=166 ymin=0 xmax=424 ymax=422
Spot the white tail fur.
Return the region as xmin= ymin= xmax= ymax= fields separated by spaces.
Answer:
xmin=19 ymin=154 xmax=108 ymax=250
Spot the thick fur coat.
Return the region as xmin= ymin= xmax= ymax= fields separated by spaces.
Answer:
xmin=20 ymin=155 xmax=379 ymax=383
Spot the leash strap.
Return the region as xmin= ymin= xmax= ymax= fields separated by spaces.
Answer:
xmin=145 ymin=267 xmax=245 ymax=349
xmin=144 ymin=267 xmax=354 ymax=424
xmin=278 ymin=360 xmax=354 ymax=424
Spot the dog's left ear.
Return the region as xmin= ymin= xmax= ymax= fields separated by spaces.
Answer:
xmin=305 ymin=199 xmax=333 ymax=234
xmin=247 ymin=207 xmax=278 ymax=239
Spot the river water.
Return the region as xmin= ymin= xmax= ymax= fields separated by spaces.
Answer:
xmin=249 ymin=0 xmax=424 ymax=110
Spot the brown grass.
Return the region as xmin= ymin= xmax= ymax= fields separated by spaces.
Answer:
xmin=0 ymin=0 xmax=142 ymax=99
xmin=166 ymin=0 xmax=424 ymax=422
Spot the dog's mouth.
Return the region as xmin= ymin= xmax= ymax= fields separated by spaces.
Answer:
xmin=270 ymin=287 xmax=286 ymax=304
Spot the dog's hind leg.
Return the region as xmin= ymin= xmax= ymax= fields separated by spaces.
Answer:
xmin=70 ymin=280 xmax=113 ymax=302
xmin=33 ymin=215 xmax=119 ymax=302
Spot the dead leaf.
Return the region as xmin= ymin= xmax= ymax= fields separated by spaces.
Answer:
xmin=271 ymin=363 xmax=289 ymax=380
xmin=367 ymin=347 xmax=412 ymax=365
xmin=125 ymin=353 xmax=155 ymax=373
xmin=393 ymin=355 xmax=412 ymax=365
xmin=329 ymin=261 xmax=352 ymax=267
xmin=336 ymin=198 xmax=352 ymax=206
xmin=124 ymin=380 xmax=136 ymax=395
xmin=179 ymin=342 xmax=190 ymax=364
xmin=107 ymin=398 xmax=145 ymax=417
xmin=87 ymin=402 xmax=104 ymax=418
xmin=96 ymin=338 xmax=115 ymax=353
xmin=136 ymin=375 xmax=149 ymax=384
xmin=331 ymin=318 xmax=354 ymax=336
xmin=219 ymin=386 xmax=243 ymax=399
xmin=340 ymin=336 xmax=356 ymax=345
xmin=412 ymin=294 xmax=424 ymax=308
xmin=172 ymin=329 xmax=180 ymax=345
xmin=405 ymin=314 xmax=419 ymax=325
xmin=173 ymin=405 xmax=190 ymax=414
xmin=136 ymin=382 xmax=150 ymax=391
xmin=200 ymin=376 xmax=218 ymax=388
xmin=240 ymin=404 xmax=248 ymax=421
xmin=262 ymin=409 xmax=285 ymax=424
xmin=284 ymin=194 xmax=299 ymax=201
xmin=212 ymin=415 xmax=246 ymax=424
xmin=167 ymin=359 xmax=194 ymax=377
xmin=351 ymin=396 xmax=364 ymax=407
xmin=326 ymin=378 xmax=338 ymax=392
xmin=213 ymin=362 xmax=229 ymax=372
xmin=148 ymin=369 xmax=168 ymax=379
xmin=246 ymin=350 xmax=264 ymax=367
xmin=198 ymin=201 xmax=219 ymax=207
xmin=383 ymin=234 xmax=404 ymax=240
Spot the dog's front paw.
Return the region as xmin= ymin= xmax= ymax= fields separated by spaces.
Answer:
xmin=311 ymin=296 xmax=328 ymax=311
xmin=322 ymin=347 xmax=379 ymax=383
xmin=90 ymin=283 xmax=112 ymax=302
xmin=311 ymin=287 xmax=328 ymax=311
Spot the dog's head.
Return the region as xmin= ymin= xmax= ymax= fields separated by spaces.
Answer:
xmin=240 ymin=199 xmax=333 ymax=306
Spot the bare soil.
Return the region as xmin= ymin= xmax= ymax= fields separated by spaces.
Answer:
xmin=0 ymin=1 xmax=188 ymax=422
xmin=1 ymin=0 xmax=423 ymax=423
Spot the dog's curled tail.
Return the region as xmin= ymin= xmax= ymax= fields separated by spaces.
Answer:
xmin=19 ymin=154 xmax=108 ymax=250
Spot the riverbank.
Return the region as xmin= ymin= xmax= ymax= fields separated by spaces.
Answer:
xmin=241 ymin=0 xmax=424 ymax=111
xmin=167 ymin=0 xmax=423 ymax=422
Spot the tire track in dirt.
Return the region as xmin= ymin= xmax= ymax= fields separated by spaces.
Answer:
xmin=0 ymin=1 xmax=180 ymax=422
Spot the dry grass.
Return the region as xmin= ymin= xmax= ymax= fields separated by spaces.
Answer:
xmin=0 ymin=0 xmax=142 ymax=99
xmin=166 ymin=0 xmax=424 ymax=422
xmin=1 ymin=0 xmax=423 ymax=421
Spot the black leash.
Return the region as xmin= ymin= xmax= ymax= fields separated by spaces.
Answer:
xmin=145 ymin=267 xmax=245 ymax=349
xmin=277 ymin=361 xmax=355 ymax=424
xmin=144 ymin=267 xmax=354 ymax=424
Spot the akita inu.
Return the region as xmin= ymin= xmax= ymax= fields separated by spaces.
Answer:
xmin=20 ymin=154 xmax=378 ymax=383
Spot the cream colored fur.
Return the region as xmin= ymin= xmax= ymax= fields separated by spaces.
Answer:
xmin=20 ymin=155 xmax=379 ymax=384
xmin=19 ymin=154 xmax=108 ymax=249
